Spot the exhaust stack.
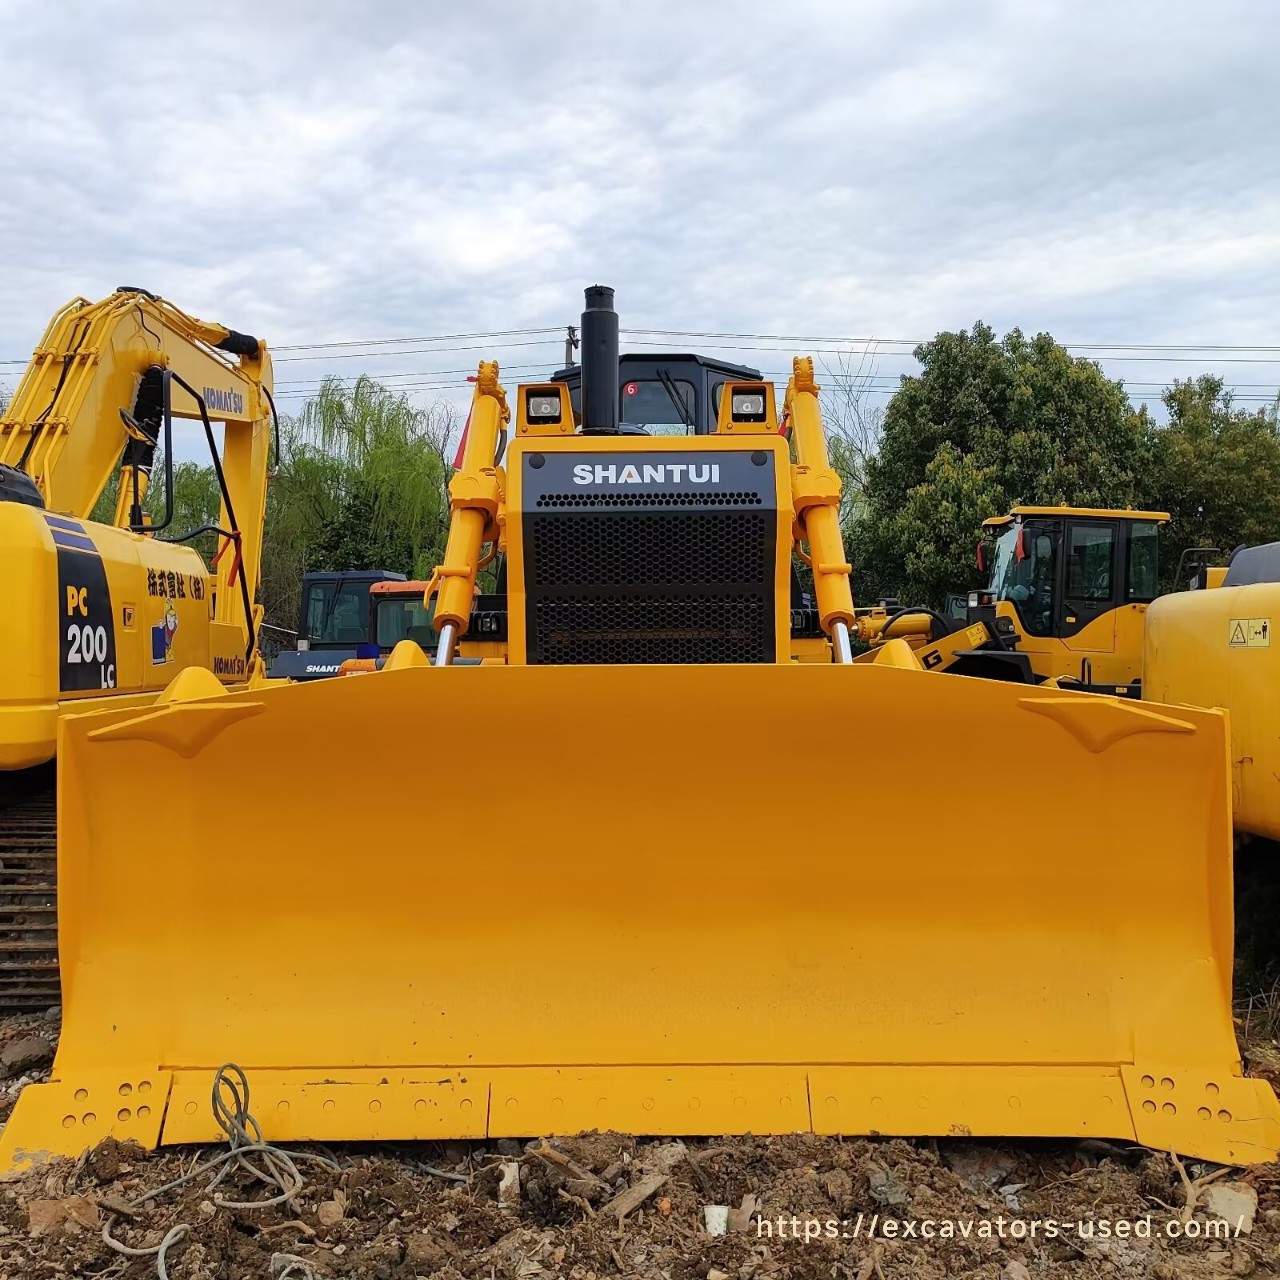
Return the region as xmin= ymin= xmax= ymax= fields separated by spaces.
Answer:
xmin=579 ymin=285 xmax=619 ymax=435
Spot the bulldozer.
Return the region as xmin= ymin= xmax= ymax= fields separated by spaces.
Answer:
xmin=267 ymin=569 xmax=408 ymax=680
xmin=2 ymin=287 xmax=1275 ymax=1170
xmin=0 ymin=287 xmax=274 ymax=1006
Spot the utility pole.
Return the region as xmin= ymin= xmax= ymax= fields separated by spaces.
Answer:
xmin=564 ymin=324 xmax=579 ymax=367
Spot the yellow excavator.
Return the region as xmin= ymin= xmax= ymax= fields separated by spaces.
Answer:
xmin=0 ymin=287 xmax=274 ymax=1007
xmin=0 ymin=286 xmax=275 ymax=774
xmin=2 ymin=287 xmax=1274 ymax=1171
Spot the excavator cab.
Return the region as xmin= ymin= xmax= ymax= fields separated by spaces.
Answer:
xmin=971 ymin=507 xmax=1166 ymax=691
xmin=5 ymin=288 xmax=1275 ymax=1173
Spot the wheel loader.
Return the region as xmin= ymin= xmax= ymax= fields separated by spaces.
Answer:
xmin=865 ymin=508 xmax=1280 ymax=847
xmin=3 ymin=287 xmax=1275 ymax=1172
xmin=856 ymin=507 xmax=1169 ymax=692
xmin=0 ymin=287 xmax=275 ymax=1006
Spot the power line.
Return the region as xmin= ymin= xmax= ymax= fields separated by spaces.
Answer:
xmin=273 ymin=326 xmax=562 ymax=352
xmin=269 ymin=373 xmax=1279 ymax=403
xmin=6 ymin=326 xmax=1280 ymax=367
xmin=621 ymin=336 xmax=1280 ymax=363
xmin=273 ymin=368 xmax=1280 ymax=394
xmin=622 ymin=328 xmax=1280 ymax=354
xmin=273 ymin=362 xmax=555 ymax=389
xmin=273 ymin=337 xmax=563 ymax=363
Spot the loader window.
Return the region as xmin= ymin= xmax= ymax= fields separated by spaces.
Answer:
xmin=1065 ymin=523 xmax=1115 ymax=602
xmin=1127 ymin=520 xmax=1160 ymax=601
xmin=376 ymin=595 xmax=437 ymax=651
xmin=990 ymin=523 xmax=1058 ymax=637
xmin=621 ymin=379 xmax=696 ymax=436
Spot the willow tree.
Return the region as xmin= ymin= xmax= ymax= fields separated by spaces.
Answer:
xmin=259 ymin=376 xmax=456 ymax=634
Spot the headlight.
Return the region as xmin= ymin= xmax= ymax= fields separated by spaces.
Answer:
xmin=526 ymin=392 xmax=561 ymax=421
xmin=731 ymin=391 xmax=766 ymax=418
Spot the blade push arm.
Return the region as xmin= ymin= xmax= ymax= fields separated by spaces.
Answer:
xmin=431 ymin=362 xmax=508 ymax=664
xmin=785 ymin=357 xmax=856 ymax=661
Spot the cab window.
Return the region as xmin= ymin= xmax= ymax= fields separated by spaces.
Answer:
xmin=375 ymin=595 xmax=436 ymax=650
xmin=305 ymin=580 xmax=372 ymax=644
xmin=1127 ymin=521 xmax=1160 ymax=601
xmin=304 ymin=583 xmax=331 ymax=641
xmin=1065 ymin=524 xmax=1115 ymax=601
xmin=990 ymin=522 xmax=1059 ymax=637
xmin=620 ymin=379 xmax=696 ymax=436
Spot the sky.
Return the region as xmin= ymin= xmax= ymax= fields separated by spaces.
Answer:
xmin=1 ymin=0 xmax=1277 ymax=444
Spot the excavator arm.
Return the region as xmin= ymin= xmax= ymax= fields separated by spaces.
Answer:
xmin=0 ymin=286 xmax=270 ymax=528
xmin=0 ymin=288 xmax=275 ymax=770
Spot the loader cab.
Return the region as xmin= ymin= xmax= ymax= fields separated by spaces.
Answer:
xmin=368 ymin=581 xmax=508 ymax=661
xmin=370 ymin=581 xmax=438 ymax=653
xmin=549 ymin=353 xmax=765 ymax=436
xmin=976 ymin=507 xmax=1167 ymax=689
xmin=268 ymin=569 xmax=406 ymax=680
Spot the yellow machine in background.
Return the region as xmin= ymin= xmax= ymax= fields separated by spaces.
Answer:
xmin=0 ymin=287 xmax=275 ymax=773
xmin=1145 ymin=542 xmax=1280 ymax=841
xmin=973 ymin=507 xmax=1166 ymax=689
xmin=860 ymin=507 xmax=1167 ymax=693
xmin=3 ymin=287 xmax=1275 ymax=1172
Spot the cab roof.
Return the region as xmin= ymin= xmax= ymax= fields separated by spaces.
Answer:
xmin=548 ymin=352 xmax=763 ymax=382
xmin=982 ymin=506 xmax=1170 ymax=528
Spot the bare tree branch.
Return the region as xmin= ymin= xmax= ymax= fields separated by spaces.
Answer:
xmin=819 ymin=343 xmax=886 ymax=523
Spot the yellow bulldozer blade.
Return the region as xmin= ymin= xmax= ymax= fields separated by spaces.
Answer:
xmin=3 ymin=661 xmax=1277 ymax=1170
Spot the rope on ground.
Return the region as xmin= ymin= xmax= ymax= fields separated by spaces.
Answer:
xmin=101 ymin=1062 xmax=340 ymax=1280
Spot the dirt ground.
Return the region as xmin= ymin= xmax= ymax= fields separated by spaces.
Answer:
xmin=0 ymin=1012 xmax=1276 ymax=1280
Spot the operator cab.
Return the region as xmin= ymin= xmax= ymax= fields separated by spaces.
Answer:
xmin=548 ymin=353 xmax=765 ymax=436
xmin=358 ymin=581 xmax=507 ymax=668
xmin=975 ymin=507 xmax=1166 ymax=640
xmin=268 ymin=569 xmax=406 ymax=680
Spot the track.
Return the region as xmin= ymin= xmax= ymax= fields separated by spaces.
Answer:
xmin=0 ymin=788 xmax=58 ymax=1011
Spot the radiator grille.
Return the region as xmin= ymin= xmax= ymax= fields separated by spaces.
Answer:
xmin=530 ymin=511 xmax=770 ymax=588
xmin=525 ymin=507 xmax=775 ymax=664
xmin=532 ymin=594 xmax=770 ymax=664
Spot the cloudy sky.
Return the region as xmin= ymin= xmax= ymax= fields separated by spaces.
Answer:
xmin=1 ymin=0 xmax=1276 ymax=430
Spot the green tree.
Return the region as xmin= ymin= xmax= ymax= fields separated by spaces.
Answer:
xmin=259 ymin=376 xmax=454 ymax=635
xmin=84 ymin=376 xmax=456 ymax=643
xmin=1146 ymin=377 xmax=1280 ymax=586
xmin=850 ymin=323 xmax=1155 ymax=605
xmin=88 ymin=455 xmax=221 ymax=557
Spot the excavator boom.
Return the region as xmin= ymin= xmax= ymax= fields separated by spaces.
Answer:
xmin=1 ymin=286 xmax=268 ymax=523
